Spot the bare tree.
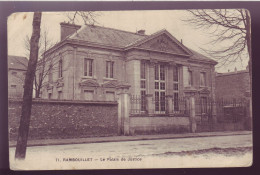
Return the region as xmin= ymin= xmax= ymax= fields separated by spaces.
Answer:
xmin=23 ymin=28 xmax=58 ymax=98
xmin=183 ymin=9 xmax=252 ymax=117
xmin=65 ymin=11 xmax=100 ymax=25
xmin=15 ymin=12 xmax=42 ymax=160
xmin=184 ymin=9 xmax=251 ymax=68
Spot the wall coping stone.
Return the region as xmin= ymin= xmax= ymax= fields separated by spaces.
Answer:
xmin=8 ymin=98 xmax=118 ymax=106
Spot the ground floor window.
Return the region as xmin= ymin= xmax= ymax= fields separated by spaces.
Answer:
xmin=155 ymin=91 xmax=166 ymax=112
xmin=84 ymin=90 xmax=94 ymax=101
xmin=106 ymin=91 xmax=115 ymax=101
xmin=173 ymin=92 xmax=179 ymax=111
xmin=141 ymin=90 xmax=146 ymax=111
xmin=58 ymin=91 xmax=62 ymax=100
xmin=201 ymin=97 xmax=208 ymax=114
xmin=48 ymin=93 xmax=52 ymax=99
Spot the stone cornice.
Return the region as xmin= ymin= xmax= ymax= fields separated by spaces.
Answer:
xmin=44 ymin=39 xmax=215 ymax=67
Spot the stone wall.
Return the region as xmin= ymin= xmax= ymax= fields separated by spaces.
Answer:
xmin=129 ymin=117 xmax=190 ymax=135
xmin=8 ymin=99 xmax=118 ymax=141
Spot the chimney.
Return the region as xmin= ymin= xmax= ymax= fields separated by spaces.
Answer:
xmin=137 ymin=29 xmax=145 ymax=35
xmin=234 ymin=67 xmax=237 ymax=73
xmin=60 ymin=22 xmax=81 ymax=41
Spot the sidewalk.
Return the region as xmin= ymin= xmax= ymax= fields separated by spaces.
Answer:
xmin=9 ymin=130 xmax=252 ymax=147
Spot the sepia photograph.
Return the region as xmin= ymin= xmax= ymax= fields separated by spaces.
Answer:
xmin=7 ymin=10 xmax=252 ymax=170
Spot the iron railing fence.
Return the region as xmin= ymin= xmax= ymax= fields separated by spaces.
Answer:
xmin=195 ymin=97 xmax=249 ymax=123
xmin=130 ymin=95 xmax=190 ymax=117
xmin=152 ymin=96 xmax=168 ymax=115
xmin=172 ymin=97 xmax=190 ymax=117
xmin=130 ymin=95 xmax=147 ymax=115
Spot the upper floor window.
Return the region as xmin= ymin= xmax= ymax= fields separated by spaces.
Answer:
xmin=84 ymin=58 xmax=93 ymax=77
xmin=106 ymin=61 xmax=114 ymax=78
xmin=58 ymin=59 xmax=63 ymax=78
xmin=173 ymin=66 xmax=179 ymax=82
xmin=188 ymin=70 xmax=193 ymax=86
xmin=200 ymin=72 xmax=206 ymax=86
xmin=48 ymin=64 xmax=53 ymax=83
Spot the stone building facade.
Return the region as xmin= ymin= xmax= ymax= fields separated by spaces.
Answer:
xmin=8 ymin=55 xmax=28 ymax=98
xmin=41 ymin=23 xmax=217 ymax=117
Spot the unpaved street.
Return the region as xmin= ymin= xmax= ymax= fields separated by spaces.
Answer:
xmin=9 ymin=134 xmax=252 ymax=170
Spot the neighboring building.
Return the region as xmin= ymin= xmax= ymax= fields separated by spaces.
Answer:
xmin=41 ymin=22 xmax=217 ymax=115
xmin=215 ymin=68 xmax=250 ymax=100
xmin=8 ymin=55 xmax=28 ymax=98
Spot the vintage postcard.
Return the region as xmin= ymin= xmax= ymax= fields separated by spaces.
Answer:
xmin=8 ymin=10 xmax=252 ymax=170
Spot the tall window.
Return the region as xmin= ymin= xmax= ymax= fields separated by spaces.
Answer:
xmin=58 ymin=59 xmax=63 ymax=78
xmin=106 ymin=61 xmax=114 ymax=78
xmin=173 ymin=66 xmax=179 ymax=111
xmin=188 ymin=70 xmax=193 ymax=86
xmin=84 ymin=58 xmax=93 ymax=77
xmin=201 ymin=97 xmax=208 ymax=114
xmin=48 ymin=64 xmax=53 ymax=83
xmin=200 ymin=72 xmax=206 ymax=86
xmin=140 ymin=61 xmax=146 ymax=111
xmin=155 ymin=64 xmax=166 ymax=113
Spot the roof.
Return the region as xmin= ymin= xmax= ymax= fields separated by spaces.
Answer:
xmin=189 ymin=49 xmax=218 ymax=64
xmin=69 ymin=25 xmax=146 ymax=48
xmin=216 ymin=69 xmax=249 ymax=77
xmin=8 ymin=55 xmax=28 ymax=71
xmin=65 ymin=24 xmax=217 ymax=64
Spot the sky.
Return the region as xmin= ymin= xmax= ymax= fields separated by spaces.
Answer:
xmin=7 ymin=10 xmax=249 ymax=73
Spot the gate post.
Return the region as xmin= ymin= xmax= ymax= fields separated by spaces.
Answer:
xmin=117 ymin=85 xmax=131 ymax=135
xmin=146 ymin=94 xmax=154 ymax=116
xmin=212 ymin=99 xmax=217 ymax=124
xmin=189 ymin=96 xmax=197 ymax=133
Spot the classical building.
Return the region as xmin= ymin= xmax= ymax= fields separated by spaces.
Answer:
xmin=8 ymin=55 xmax=28 ymax=98
xmin=41 ymin=22 xmax=217 ymax=116
xmin=216 ymin=68 xmax=250 ymax=100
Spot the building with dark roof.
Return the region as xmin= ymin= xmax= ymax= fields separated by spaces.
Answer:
xmin=216 ymin=68 xmax=250 ymax=100
xmin=41 ymin=22 xmax=217 ymax=117
xmin=8 ymin=55 xmax=28 ymax=98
